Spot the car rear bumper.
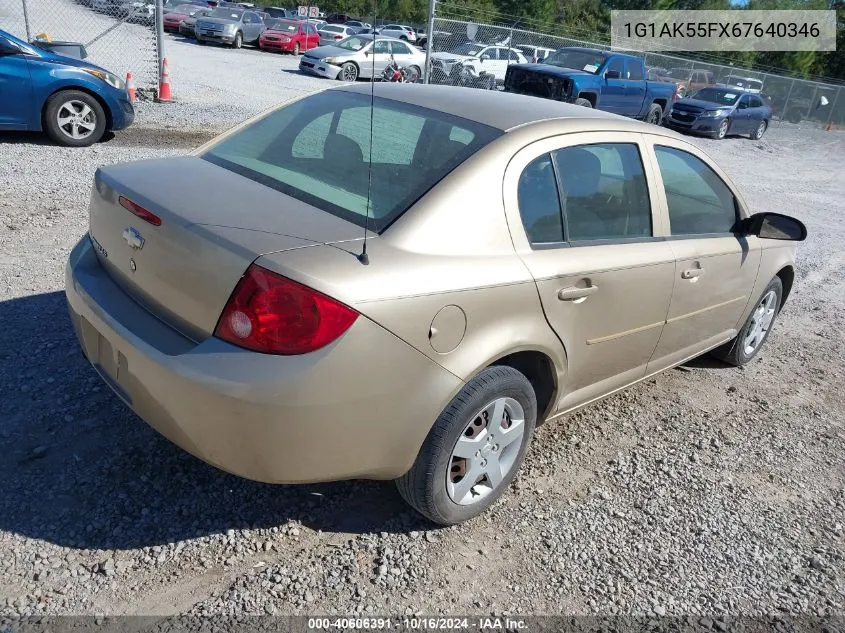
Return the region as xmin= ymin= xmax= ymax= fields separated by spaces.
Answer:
xmin=65 ymin=235 xmax=461 ymax=484
xmin=299 ymin=57 xmax=340 ymax=79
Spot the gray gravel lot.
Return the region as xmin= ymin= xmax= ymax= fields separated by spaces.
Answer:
xmin=0 ymin=34 xmax=844 ymax=619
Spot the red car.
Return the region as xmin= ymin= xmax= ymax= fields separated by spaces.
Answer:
xmin=163 ymin=4 xmax=205 ymax=32
xmin=259 ymin=19 xmax=320 ymax=54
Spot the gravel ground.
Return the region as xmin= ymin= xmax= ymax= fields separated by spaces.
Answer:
xmin=0 ymin=37 xmax=844 ymax=619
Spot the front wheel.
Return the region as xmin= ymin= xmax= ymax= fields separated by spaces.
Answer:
xmin=716 ymin=118 xmax=730 ymax=139
xmin=711 ymin=276 xmax=783 ymax=367
xmin=232 ymin=31 xmax=242 ymax=48
xmin=395 ymin=366 xmax=537 ymax=525
xmin=43 ymin=90 xmax=106 ymax=147
xmin=751 ymin=119 xmax=768 ymax=140
xmin=338 ymin=62 xmax=358 ymax=81
xmin=574 ymin=97 xmax=593 ymax=108
xmin=293 ymin=42 xmax=300 ymax=55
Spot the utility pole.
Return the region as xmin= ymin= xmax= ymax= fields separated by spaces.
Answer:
xmin=423 ymin=0 xmax=436 ymax=83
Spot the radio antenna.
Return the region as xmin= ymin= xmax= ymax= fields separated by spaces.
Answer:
xmin=357 ymin=0 xmax=378 ymax=266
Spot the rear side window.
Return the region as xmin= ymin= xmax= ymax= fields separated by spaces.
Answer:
xmin=516 ymin=143 xmax=652 ymax=244
xmin=553 ymin=143 xmax=652 ymax=241
xmin=654 ymin=146 xmax=737 ymax=235
xmin=202 ymin=90 xmax=502 ymax=232
xmin=627 ymin=61 xmax=643 ymax=80
xmin=517 ymin=155 xmax=563 ymax=243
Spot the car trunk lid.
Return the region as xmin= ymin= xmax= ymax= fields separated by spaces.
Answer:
xmin=88 ymin=156 xmax=362 ymax=341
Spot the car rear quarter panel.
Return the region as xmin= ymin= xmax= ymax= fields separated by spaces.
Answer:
xmin=255 ymin=135 xmax=570 ymax=414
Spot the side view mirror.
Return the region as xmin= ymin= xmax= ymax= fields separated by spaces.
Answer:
xmin=479 ymin=54 xmax=490 ymax=60
xmin=605 ymin=69 xmax=621 ymax=80
xmin=742 ymin=212 xmax=807 ymax=241
xmin=0 ymin=42 xmax=20 ymax=56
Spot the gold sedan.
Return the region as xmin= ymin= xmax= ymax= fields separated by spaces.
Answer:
xmin=65 ymin=83 xmax=806 ymax=525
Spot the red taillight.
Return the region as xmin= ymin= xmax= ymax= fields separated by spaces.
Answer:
xmin=119 ymin=196 xmax=161 ymax=226
xmin=214 ymin=264 xmax=358 ymax=355
xmin=334 ymin=34 xmax=342 ymax=39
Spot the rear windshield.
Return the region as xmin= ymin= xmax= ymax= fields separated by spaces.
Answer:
xmin=201 ymin=90 xmax=502 ymax=233
xmin=322 ymin=24 xmax=343 ymax=32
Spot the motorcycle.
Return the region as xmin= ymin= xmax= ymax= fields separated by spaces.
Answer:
xmin=381 ymin=55 xmax=420 ymax=83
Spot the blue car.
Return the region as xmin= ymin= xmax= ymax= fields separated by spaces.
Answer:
xmin=0 ymin=29 xmax=134 ymax=147
xmin=663 ymin=85 xmax=772 ymax=141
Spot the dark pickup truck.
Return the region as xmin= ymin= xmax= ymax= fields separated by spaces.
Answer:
xmin=504 ymin=47 xmax=678 ymax=124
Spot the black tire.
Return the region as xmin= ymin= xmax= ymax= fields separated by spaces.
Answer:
xmin=232 ymin=31 xmax=242 ymax=48
xmin=406 ymin=65 xmax=420 ymax=83
xmin=293 ymin=42 xmax=300 ymax=55
xmin=574 ymin=97 xmax=593 ymax=108
xmin=711 ymin=276 xmax=783 ymax=367
xmin=716 ymin=118 xmax=730 ymax=139
xmin=197 ymin=37 xmax=206 ymax=45
xmin=646 ymin=102 xmax=663 ymax=126
xmin=43 ymin=90 xmax=106 ymax=147
xmin=400 ymin=35 xmax=408 ymax=41
xmin=395 ymin=366 xmax=537 ymax=525
xmin=338 ymin=62 xmax=358 ymax=81
xmin=751 ymin=119 xmax=768 ymax=140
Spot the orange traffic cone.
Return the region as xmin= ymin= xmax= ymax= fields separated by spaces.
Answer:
xmin=125 ymin=71 xmax=136 ymax=103
xmin=156 ymin=57 xmax=173 ymax=103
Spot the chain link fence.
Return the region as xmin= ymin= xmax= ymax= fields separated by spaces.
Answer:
xmin=425 ymin=15 xmax=845 ymax=131
xmin=0 ymin=0 xmax=159 ymax=88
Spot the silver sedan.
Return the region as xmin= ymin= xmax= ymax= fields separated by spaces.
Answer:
xmin=299 ymin=34 xmax=427 ymax=81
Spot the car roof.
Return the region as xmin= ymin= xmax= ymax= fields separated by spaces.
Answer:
xmin=335 ymin=83 xmax=664 ymax=133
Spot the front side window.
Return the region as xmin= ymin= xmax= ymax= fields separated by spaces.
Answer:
xmin=606 ymin=58 xmax=624 ymax=77
xmin=202 ymin=91 xmax=501 ymax=232
xmin=553 ymin=143 xmax=652 ymax=241
xmin=654 ymin=146 xmax=737 ymax=235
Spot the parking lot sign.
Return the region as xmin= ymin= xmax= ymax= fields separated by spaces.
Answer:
xmin=309 ymin=6 xmax=319 ymax=17
xmin=297 ymin=5 xmax=307 ymax=16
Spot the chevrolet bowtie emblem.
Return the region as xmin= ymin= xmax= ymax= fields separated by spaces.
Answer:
xmin=122 ymin=227 xmax=144 ymax=250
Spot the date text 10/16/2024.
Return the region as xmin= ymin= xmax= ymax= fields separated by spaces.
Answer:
xmin=307 ymin=617 xmax=529 ymax=631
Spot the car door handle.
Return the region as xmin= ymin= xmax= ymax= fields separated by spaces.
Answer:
xmin=681 ymin=267 xmax=705 ymax=279
xmin=558 ymin=285 xmax=599 ymax=301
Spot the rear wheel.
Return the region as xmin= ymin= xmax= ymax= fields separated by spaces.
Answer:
xmin=574 ymin=97 xmax=593 ymax=108
xmin=43 ymin=90 xmax=106 ymax=147
xmin=751 ymin=119 xmax=767 ymax=140
xmin=395 ymin=366 xmax=537 ymax=525
xmin=711 ymin=276 xmax=783 ymax=367
xmin=646 ymin=103 xmax=663 ymax=126
xmin=406 ymin=65 xmax=420 ymax=83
